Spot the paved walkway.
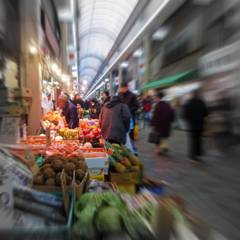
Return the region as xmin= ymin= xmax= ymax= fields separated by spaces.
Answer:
xmin=136 ymin=128 xmax=240 ymax=240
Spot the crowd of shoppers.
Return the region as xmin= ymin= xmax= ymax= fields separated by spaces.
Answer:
xmin=54 ymin=83 xmax=219 ymax=163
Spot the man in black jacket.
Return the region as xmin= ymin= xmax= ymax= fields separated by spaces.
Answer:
xmin=119 ymin=82 xmax=139 ymax=141
xmin=183 ymin=90 xmax=208 ymax=162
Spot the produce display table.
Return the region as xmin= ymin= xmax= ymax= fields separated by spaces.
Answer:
xmin=0 ymin=135 xmax=222 ymax=240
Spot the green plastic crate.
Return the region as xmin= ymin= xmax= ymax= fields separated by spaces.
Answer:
xmin=0 ymin=192 xmax=74 ymax=240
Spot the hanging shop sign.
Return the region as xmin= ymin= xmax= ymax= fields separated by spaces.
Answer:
xmin=199 ymin=41 xmax=240 ymax=77
xmin=67 ymin=46 xmax=76 ymax=66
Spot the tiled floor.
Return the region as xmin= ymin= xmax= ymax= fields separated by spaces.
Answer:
xmin=136 ymin=128 xmax=240 ymax=240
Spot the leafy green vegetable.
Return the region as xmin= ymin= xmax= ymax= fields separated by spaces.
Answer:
xmin=96 ymin=206 xmax=123 ymax=233
xmin=123 ymin=211 xmax=156 ymax=240
xmin=76 ymin=192 xmax=103 ymax=212
xmin=74 ymin=204 xmax=97 ymax=239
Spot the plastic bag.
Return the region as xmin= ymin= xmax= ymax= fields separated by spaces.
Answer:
xmin=125 ymin=133 xmax=134 ymax=154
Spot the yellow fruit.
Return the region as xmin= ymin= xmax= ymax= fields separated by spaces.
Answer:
xmin=115 ymin=163 xmax=126 ymax=173
xmin=130 ymin=165 xmax=140 ymax=172
xmin=129 ymin=155 xmax=141 ymax=166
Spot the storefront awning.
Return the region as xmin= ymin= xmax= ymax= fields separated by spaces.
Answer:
xmin=141 ymin=70 xmax=198 ymax=91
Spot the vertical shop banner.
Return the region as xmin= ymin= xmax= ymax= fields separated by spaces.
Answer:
xmin=67 ymin=46 xmax=76 ymax=67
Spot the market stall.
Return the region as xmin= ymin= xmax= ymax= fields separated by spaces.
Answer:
xmin=0 ymin=142 xmax=215 ymax=240
xmin=0 ymin=111 xmax=218 ymax=240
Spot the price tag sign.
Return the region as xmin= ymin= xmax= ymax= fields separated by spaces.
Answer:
xmin=0 ymin=163 xmax=13 ymax=229
xmin=0 ymin=116 xmax=20 ymax=144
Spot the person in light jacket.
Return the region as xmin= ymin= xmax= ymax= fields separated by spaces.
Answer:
xmin=99 ymin=96 xmax=131 ymax=144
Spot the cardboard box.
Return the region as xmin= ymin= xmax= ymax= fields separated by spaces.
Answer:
xmin=110 ymin=170 xmax=142 ymax=185
xmin=85 ymin=152 xmax=109 ymax=175
xmin=116 ymin=183 xmax=136 ymax=195
xmin=73 ymin=171 xmax=89 ymax=204
xmin=89 ymin=168 xmax=105 ymax=181
xmin=33 ymin=170 xmax=88 ymax=195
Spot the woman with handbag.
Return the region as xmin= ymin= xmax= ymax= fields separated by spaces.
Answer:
xmin=149 ymin=91 xmax=175 ymax=154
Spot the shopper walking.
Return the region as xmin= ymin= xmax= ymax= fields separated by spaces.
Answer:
xmin=119 ymin=82 xmax=139 ymax=140
xmin=183 ymin=90 xmax=208 ymax=162
xmin=58 ymin=93 xmax=79 ymax=129
xmin=143 ymin=96 xmax=152 ymax=126
xmin=99 ymin=96 xmax=131 ymax=144
xmin=151 ymin=91 xmax=175 ymax=154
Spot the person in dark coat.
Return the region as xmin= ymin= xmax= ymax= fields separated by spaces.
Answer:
xmin=73 ymin=93 xmax=85 ymax=109
xmin=151 ymin=91 xmax=175 ymax=154
xmin=119 ymin=82 xmax=139 ymax=140
xmin=99 ymin=96 xmax=131 ymax=144
xmin=89 ymin=98 xmax=101 ymax=119
xmin=143 ymin=96 xmax=152 ymax=125
xmin=58 ymin=94 xmax=79 ymax=129
xmin=183 ymin=90 xmax=208 ymax=162
xmin=102 ymin=91 xmax=111 ymax=105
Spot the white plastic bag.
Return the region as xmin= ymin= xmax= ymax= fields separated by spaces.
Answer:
xmin=125 ymin=133 xmax=134 ymax=153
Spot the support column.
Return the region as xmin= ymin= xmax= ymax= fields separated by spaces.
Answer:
xmin=143 ymin=34 xmax=152 ymax=87
xmin=109 ymin=71 xmax=113 ymax=96
xmin=19 ymin=0 xmax=42 ymax=135
xmin=118 ymin=64 xmax=123 ymax=87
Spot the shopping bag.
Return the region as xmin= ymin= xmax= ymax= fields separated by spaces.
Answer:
xmin=134 ymin=122 xmax=139 ymax=141
xmin=148 ymin=131 xmax=160 ymax=144
xmin=125 ymin=133 xmax=134 ymax=153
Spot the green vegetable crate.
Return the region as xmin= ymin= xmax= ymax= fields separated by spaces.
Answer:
xmin=1 ymin=192 xmax=74 ymax=240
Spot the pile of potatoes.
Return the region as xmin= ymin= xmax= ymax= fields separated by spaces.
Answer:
xmin=34 ymin=154 xmax=88 ymax=186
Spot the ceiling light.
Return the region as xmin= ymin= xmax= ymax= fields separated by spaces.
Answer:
xmin=152 ymin=27 xmax=169 ymax=41
xmin=133 ymin=48 xmax=143 ymax=58
xmin=83 ymin=80 xmax=87 ymax=85
xmin=120 ymin=61 xmax=128 ymax=68
xmin=81 ymin=86 xmax=86 ymax=91
xmin=72 ymin=65 xmax=77 ymax=71
xmin=51 ymin=63 xmax=58 ymax=73
xmin=72 ymin=70 xmax=78 ymax=78
xmin=86 ymin=0 xmax=178 ymax=98
xmin=29 ymin=45 xmax=38 ymax=55
xmin=62 ymin=74 xmax=70 ymax=82
xmin=56 ymin=68 xmax=62 ymax=76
